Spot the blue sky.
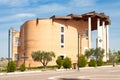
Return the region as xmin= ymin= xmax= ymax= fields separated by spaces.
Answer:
xmin=0 ymin=0 xmax=120 ymax=57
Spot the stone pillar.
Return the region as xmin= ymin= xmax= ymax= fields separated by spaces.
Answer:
xmin=106 ymin=25 xmax=109 ymax=60
xmin=97 ymin=18 xmax=102 ymax=48
xmin=102 ymin=21 xmax=105 ymax=49
xmin=88 ymin=17 xmax=91 ymax=48
xmin=102 ymin=21 xmax=107 ymax=62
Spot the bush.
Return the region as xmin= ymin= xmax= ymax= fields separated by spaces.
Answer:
xmin=63 ymin=57 xmax=72 ymax=69
xmin=46 ymin=65 xmax=58 ymax=68
xmin=27 ymin=65 xmax=58 ymax=70
xmin=88 ymin=58 xmax=96 ymax=67
xmin=56 ymin=57 xmax=63 ymax=69
xmin=97 ymin=58 xmax=103 ymax=66
xmin=78 ymin=55 xmax=87 ymax=67
xmin=7 ymin=61 xmax=16 ymax=72
xmin=20 ymin=63 xmax=26 ymax=71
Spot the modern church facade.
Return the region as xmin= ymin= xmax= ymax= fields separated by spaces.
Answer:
xmin=12 ymin=11 xmax=110 ymax=67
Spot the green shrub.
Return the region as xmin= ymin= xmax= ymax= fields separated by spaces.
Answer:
xmin=78 ymin=55 xmax=87 ymax=67
xmin=46 ymin=65 xmax=58 ymax=68
xmin=0 ymin=66 xmax=6 ymax=72
xmin=89 ymin=58 xmax=96 ymax=67
xmin=27 ymin=65 xmax=58 ymax=70
xmin=56 ymin=57 xmax=63 ymax=69
xmin=97 ymin=58 xmax=103 ymax=66
xmin=63 ymin=57 xmax=72 ymax=69
xmin=7 ymin=61 xmax=16 ymax=72
xmin=20 ymin=63 xmax=26 ymax=71
xmin=44 ymin=65 xmax=58 ymax=70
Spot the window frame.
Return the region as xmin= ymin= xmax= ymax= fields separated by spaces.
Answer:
xmin=60 ymin=25 xmax=65 ymax=48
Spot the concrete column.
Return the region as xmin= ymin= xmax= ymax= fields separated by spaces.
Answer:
xmin=102 ymin=21 xmax=107 ymax=62
xmin=102 ymin=21 xmax=105 ymax=49
xmin=97 ymin=18 xmax=102 ymax=48
xmin=88 ymin=17 xmax=91 ymax=48
xmin=106 ymin=25 xmax=109 ymax=60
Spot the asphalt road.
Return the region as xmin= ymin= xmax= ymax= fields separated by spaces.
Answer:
xmin=0 ymin=66 xmax=120 ymax=80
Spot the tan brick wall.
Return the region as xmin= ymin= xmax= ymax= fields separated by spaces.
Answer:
xmin=17 ymin=19 xmax=89 ymax=67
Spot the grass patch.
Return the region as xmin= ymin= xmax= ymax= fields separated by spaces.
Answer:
xmin=26 ymin=65 xmax=58 ymax=71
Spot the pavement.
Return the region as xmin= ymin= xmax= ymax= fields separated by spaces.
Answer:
xmin=0 ymin=65 xmax=120 ymax=80
xmin=0 ymin=65 xmax=116 ymax=75
xmin=0 ymin=70 xmax=42 ymax=75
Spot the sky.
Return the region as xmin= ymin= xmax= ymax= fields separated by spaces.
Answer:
xmin=0 ymin=0 xmax=120 ymax=58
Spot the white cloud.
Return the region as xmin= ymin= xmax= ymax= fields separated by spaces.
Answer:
xmin=68 ymin=0 xmax=96 ymax=7
xmin=0 ymin=0 xmax=97 ymax=16
xmin=31 ymin=0 xmax=96 ymax=15
xmin=35 ymin=3 xmax=66 ymax=14
xmin=0 ymin=13 xmax=36 ymax=22
xmin=0 ymin=0 xmax=9 ymax=4
xmin=16 ymin=13 xmax=36 ymax=18
xmin=24 ymin=0 xmax=96 ymax=15
xmin=0 ymin=0 xmax=29 ymax=7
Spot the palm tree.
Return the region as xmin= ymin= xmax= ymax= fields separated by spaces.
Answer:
xmin=85 ymin=48 xmax=94 ymax=60
xmin=31 ymin=51 xmax=55 ymax=68
xmin=94 ymin=47 xmax=104 ymax=61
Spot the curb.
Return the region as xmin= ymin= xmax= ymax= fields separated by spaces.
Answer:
xmin=0 ymin=70 xmax=42 ymax=76
xmin=55 ymin=68 xmax=73 ymax=71
xmin=0 ymin=65 xmax=120 ymax=75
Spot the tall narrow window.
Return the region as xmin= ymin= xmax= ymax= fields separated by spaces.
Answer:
xmin=60 ymin=26 xmax=65 ymax=48
xmin=86 ymin=30 xmax=89 ymax=37
xmin=61 ymin=34 xmax=64 ymax=43
xmin=14 ymin=53 xmax=19 ymax=61
xmin=14 ymin=37 xmax=20 ymax=46
xmin=59 ymin=54 xmax=66 ymax=59
xmin=61 ymin=26 xmax=64 ymax=32
xmin=60 ymin=55 xmax=64 ymax=60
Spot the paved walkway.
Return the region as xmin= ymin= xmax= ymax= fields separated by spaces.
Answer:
xmin=0 ymin=65 xmax=118 ymax=75
xmin=0 ymin=65 xmax=120 ymax=80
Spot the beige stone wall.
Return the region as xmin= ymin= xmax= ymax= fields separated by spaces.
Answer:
xmin=12 ymin=31 xmax=20 ymax=61
xmin=17 ymin=18 xmax=89 ymax=67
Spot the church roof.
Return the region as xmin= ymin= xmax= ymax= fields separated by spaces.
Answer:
xmin=50 ymin=11 xmax=111 ymax=25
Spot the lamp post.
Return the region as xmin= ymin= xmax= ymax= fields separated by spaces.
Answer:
xmin=78 ymin=32 xmax=80 ymax=70
xmin=8 ymin=29 xmax=10 ymax=64
xmin=8 ymin=28 xmax=13 ymax=64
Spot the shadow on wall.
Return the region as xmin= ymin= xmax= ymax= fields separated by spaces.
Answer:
xmin=59 ymin=78 xmax=90 ymax=80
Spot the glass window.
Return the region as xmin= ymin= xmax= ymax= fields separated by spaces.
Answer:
xmin=61 ymin=34 xmax=64 ymax=43
xmin=59 ymin=54 xmax=66 ymax=59
xmin=14 ymin=37 xmax=20 ymax=46
xmin=61 ymin=45 xmax=64 ymax=48
xmin=60 ymin=55 xmax=64 ymax=60
xmin=60 ymin=26 xmax=65 ymax=48
xmin=86 ymin=30 xmax=88 ymax=37
xmin=61 ymin=27 xmax=64 ymax=32
xmin=14 ymin=54 xmax=19 ymax=61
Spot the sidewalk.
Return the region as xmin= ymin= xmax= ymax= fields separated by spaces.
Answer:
xmin=0 ymin=65 xmax=120 ymax=76
xmin=0 ymin=70 xmax=42 ymax=76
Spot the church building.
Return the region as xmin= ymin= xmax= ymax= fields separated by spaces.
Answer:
xmin=12 ymin=11 xmax=110 ymax=67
